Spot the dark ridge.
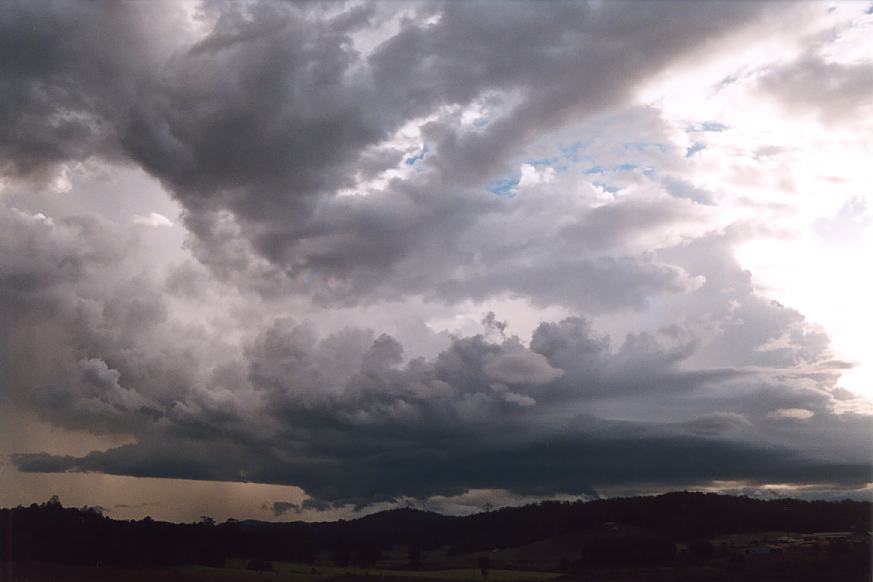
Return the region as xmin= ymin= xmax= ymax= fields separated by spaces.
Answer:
xmin=1 ymin=492 xmax=869 ymax=569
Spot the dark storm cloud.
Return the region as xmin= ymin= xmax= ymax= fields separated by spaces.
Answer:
xmin=13 ymin=421 xmax=872 ymax=508
xmin=5 ymin=204 xmax=869 ymax=506
xmin=3 ymin=1 xmax=871 ymax=510
xmin=1 ymin=0 xmax=776 ymax=308
xmin=681 ymin=412 xmax=751 ymax=437
xmin=270 ymin=501 xmax=300 ymax=516
xmin=0 ymin=1 xmax=175 ymax=182
xmin=267 ymin=498 xmax=333 ymax=517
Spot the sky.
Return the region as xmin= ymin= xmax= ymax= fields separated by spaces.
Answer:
xmin=1 ymin=0 xmax=872 ymax=523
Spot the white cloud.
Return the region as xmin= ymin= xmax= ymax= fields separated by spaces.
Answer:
xmin=484 ymin=351 xmax=564 ymax=385
xmin=502 ymin=391 xmax=536 ymax=407
xmin=517 ymin=163 xmax=556 ymax=189
xmin=767 ymin=408 xmax=815 ymax=421
xmin=131 ymin=212 xmax=174 ymax=228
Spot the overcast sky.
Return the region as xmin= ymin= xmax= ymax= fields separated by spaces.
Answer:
xmin=1 ymin=0 xmax=872 ymax=523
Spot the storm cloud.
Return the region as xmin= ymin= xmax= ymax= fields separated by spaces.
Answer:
xmin=2 ymin=0 xmax=872 ymax=514
xmin=4 ymin=198 xmax=869 ymax=505
xmin=1 ymin=0 xmax=779 ymax=306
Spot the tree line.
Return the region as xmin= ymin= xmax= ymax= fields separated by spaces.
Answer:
xmin=1 ymin=492 xmax=869 ymax=569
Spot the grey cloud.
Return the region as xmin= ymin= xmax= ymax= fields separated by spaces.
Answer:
xmin=435 ymin=255 xmax=698 ymax=312
xmin=661 ymin=177 xmax=715 ymax=205
xmin=0 ymin=1 xmax=175 ymax=182
xmin=269 ymin=498 xmax=334 ymax=516
xmin=681 ymin=412 xmax=752 ymax=436
xmin=0 ymin=204 xmax=233 ymax=437
xmin=483 ymin=351 xmax=563 ymax=385
xmin=656 ymin=231 xmax=834 ymax=371
xmin=13 ymin=425 xmax=871 ymax=508
xmin=271 ymin=501 xmax=300 ymax=516
xmin=114 ymin=502 xmax=161 ymax=510
xmin=1 ymin=0 xmax=778 ymax=310
xmin=5 ymin=212 xmax=868 ymax=506
xmin=301 ymin=498 xmax=333 ymax=512
xmin=4 ymin=192 xmax=868 ymax=509
xmin=556 ymin=197 xmax=701 ymax=252
xmin=3 ymin=2 xmax=870 ymax=511
xmin=164 ymin=262 xmax=212 ymax=299
xmin=759 ymin=54 xmax=873 ymax=122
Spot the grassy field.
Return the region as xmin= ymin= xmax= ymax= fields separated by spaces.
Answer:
xmin=12 ymin=547 xmax=873 ymax=582
xmin=223 ymin=559 xmax=560 ymax=581
xmin=11 ymin=531 xmax=870 ymax=582
xmin=11 ymin=560 xmax=559 ymax=582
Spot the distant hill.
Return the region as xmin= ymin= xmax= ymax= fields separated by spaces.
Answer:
xmin=2 ymin=492 xmax=870 ymax=569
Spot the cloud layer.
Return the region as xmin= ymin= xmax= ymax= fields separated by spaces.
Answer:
xmin=2 ymin=0 xmax=872 ymax=513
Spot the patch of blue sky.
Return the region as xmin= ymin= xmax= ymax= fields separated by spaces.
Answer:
xmin=526 ymin=156 xmax=572 ymax=174
xmin=519 ymin=140 xmax=590 ymax=174
xmin=592 ymin=182 xmax=620 ymax=194
xmin=662 ymin=176 xmax=715 ymax=205
xmin=582 ymin=163 xmax=639 ymax=175
xmin=520 ymin=141 xmax=589 ymax=172
xmin=686 ymin=143 xmax=706 ymax=157
xmin=557 ymin=140 xmax=589 ymax=162
xmin=866 ymin=3 xmax=873 ymax=14
xmin=487 ymin=175 xmax=520 ymax=197
xmin=471 ymin=116 xmax=489 ymax=128
xmin=689 ymin=121 xmax=729 ymax=133
xmin=582 ymin=165 xmax=606 ymax=175
xmin=526 ymin=156 xmax=560 ymax=167
xmin=404 ymin=145 xmax=428 ymax=166
xmin=621 ymin=142 xmax=669 ymax=154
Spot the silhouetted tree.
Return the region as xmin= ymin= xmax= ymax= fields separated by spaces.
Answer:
xmin=3 ymin=492 xmax=871 ymax=573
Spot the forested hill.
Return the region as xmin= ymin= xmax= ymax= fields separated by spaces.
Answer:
xmin=3 ymin=492 xmax=870 ymax=568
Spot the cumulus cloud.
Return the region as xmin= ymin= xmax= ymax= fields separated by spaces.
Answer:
xmin=2 ymin=1 xmax=871 ymax=514
xmin=0 ymin=0 xmax=780 ymax=309
xmin=3 ymin=204 xmax=868 ymax=505
xmin=483 ymin=351 xmax=564 ymax=385
xmin=270 ymin=501 xmax=300 ymax=516
xmin=4 ymin=201 xmax=867 ymax=507
xmin=131 ymin=212 xmax=173 ymax=228
xmin=767 ymin=408 xmax=815 ymax=421
xmin=758 ymin=54 xmax=873 ymax=123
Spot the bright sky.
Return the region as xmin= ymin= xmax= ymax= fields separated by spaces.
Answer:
xmin=637 ymin=3 xmax=873 ymax=400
